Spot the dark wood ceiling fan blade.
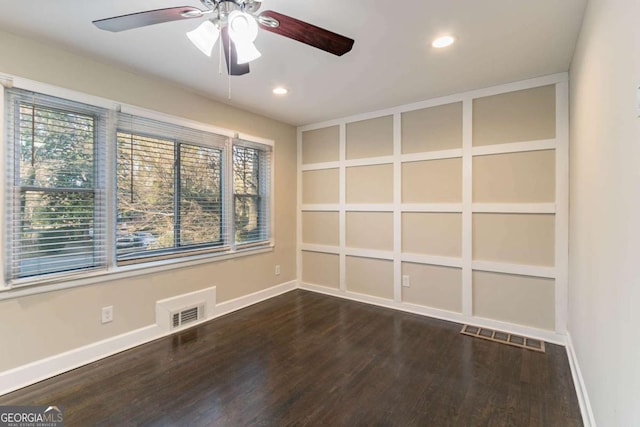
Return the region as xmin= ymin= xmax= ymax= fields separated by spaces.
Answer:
xmin=220 ymin=27 xmax=251 ymax=76
xmin=93 ymin=6 xmax=204 ymax=32
xmin=258 ymin=10 xmax=354 ymax=56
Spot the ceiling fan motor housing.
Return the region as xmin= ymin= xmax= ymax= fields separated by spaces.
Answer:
xmin=202 ymin=0 xmax=262 ymax=15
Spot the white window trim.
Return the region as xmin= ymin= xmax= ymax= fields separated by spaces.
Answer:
xmin=0 ymin=245 xmax=274 ymax=300
xmin=0 ymin=74 xmax=275 ymax=298
xmin=0 ymin=81 xmax=7 ymax=289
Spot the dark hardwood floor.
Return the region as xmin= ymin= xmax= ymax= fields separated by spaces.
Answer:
xmin=0 ymin=290 xmax=582 ymax=426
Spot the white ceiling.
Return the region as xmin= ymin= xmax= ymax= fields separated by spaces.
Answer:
xmin=0 ymin=0 xmax=586 ymax=126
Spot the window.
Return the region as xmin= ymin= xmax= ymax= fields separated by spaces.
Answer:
xmin=5 ymin=90 xmax=107 ymax=280
xmin=233 ymin=142 xmax=271 ymax=246
xmin=4 ymin=88 xmax=273 ymax=286
xmin=115 ymin=113 xmax=231 ymax=263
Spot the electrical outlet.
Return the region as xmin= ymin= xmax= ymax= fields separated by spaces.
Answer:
xmin=402 ymin=275 xmax=410 ymax=287
xmin=275 ymin=265 xmax=281 ymax=275
xmin=101 ymin=306 xmax=113 ymax=324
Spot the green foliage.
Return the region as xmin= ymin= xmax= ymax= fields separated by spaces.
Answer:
xmin=116 ymin=133 xmax=223 ymax=254
xmin=19 ymin=104 xmax=94 ymax=189
xmin=233 ymin=145 xmax=262 ymax=243
xmin=16 ymin=103 xmax=96 ymax=264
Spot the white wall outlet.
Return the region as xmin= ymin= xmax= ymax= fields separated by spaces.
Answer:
xmin=101 ymin=306 xmax=113 ymax=324
xmin=275 ymin=265 xmax=281 ymax=275
xmin=402 ymin=275 xmax=410 ymax=287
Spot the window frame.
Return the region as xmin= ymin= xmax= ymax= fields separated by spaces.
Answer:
xmin=232 ymin=142 xmax=272 ymax=248
xmin=0 ymin=79 xmax=274 ymax=295
xmin=4 ymin=89 xmax=109 ymax=282
xmin=115 ymin=129 xmax=229 ymax=265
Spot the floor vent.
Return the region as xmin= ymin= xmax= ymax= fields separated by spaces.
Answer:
xmin=171 ymin=304 xmax=204 ymax=329
xmin=460 ymin=324 xmax=545 ymax=353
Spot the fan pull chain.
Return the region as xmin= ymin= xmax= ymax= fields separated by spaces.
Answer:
xmin=228 ymin=30 xmax=232 ymax=100
xmin=218 ymin=30 xmax=223 ymax=75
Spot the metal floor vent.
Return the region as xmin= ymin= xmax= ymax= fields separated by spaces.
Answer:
xmin=460 ymin=324 xmax=545 ymax=353
xmin=171 ymin=304 xmax=204 ymax=329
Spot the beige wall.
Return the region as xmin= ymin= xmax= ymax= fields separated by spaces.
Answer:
xmin=473 ymin=85 xmax=556 ymax=146
xmin=302 ymin=169 xmax=339 ymax=204
xmin=302 ymin=211 xmax=339 ymax=246
xmin=402 ymin=159 xmax=462 ymax=203
xmin=569 ymin=0 xmax=640 ymax=424
xmin=345 ymin=256 xmax=393 ymax=299
xmin=346 ymin=212 xmax=393 ymax=251
xmin=346 ymin=116 xmax=393 ymax=159
xmin=302 ymin=126 xmax=339 ymax=164
xmin=300 ymin=78 xmax=561 ymax=334
xmin=402 ymin=263 xmax=462 ymax=312
xmin=302 ymin=251 xmax=339 ymax=288
xmin=473 ymin=150 xmax=556 ymax=203
xmin=0 ymin=30 xmax=297 ymax=371
xmin=473 ymin=271 xmax=555 ymax=330
xmin=473 ymin=213 xmax=555 ymax=266
xmin=402 ymin=213 xmax=462 ymax=257
xmin=401 ymin=102 xmax=462 ymax=153
xmin=346 ymin=164 xmax=393 ymax=203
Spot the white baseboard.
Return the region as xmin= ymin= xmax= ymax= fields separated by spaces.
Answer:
xmin=300 ymin=282 xmax=567 ymax=345
xmin=0 ymin=280 xmax=297 ymax=397
xmin=566 ymin=332 xmax=596 ymax=427
xmin=0 ymin=324 xmax=161 ymax=397
xmin=215 ymin=280 xmax=297 ymax=317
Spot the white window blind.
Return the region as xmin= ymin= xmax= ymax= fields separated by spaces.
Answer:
xmin=116 ymin=113 xmax=228 ymax=263
xmin=233 ymin=139 xmax=271 ymax=247
xmin=5 ymin=89 xmax=108 ymax=281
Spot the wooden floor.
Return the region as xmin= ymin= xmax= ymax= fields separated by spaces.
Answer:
xmin=0 ymin=290 xmax=582 ymax=426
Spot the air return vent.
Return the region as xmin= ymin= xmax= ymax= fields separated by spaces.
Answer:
xmin=460 ymin=324 xmax=546 ymax=353
xmin=170 ymin=304 xmax=204 ymax=329
xmin=156 ymin=286 xmax=216 ymax=332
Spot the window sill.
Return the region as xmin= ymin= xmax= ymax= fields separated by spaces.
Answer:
xmin=0 ymin=244 xmax=274 ymax=301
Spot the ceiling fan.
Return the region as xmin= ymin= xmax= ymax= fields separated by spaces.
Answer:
xmin=93 ymin=0 xmax=355 ymax=76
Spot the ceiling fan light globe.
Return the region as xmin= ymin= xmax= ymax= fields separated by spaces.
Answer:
xmin=235 ymin=41 xmax=262 ymax=64
xmin=228 ymin=10 xmax=259 ymax=43
xmin=187 ymin=20 xmax=219 ymax=56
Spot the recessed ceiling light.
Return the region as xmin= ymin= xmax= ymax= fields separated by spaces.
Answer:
xmin=273 ymin=87 xmax=288 ymax=95
xmin=432 ymin=35 xmax=455 ymax=48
